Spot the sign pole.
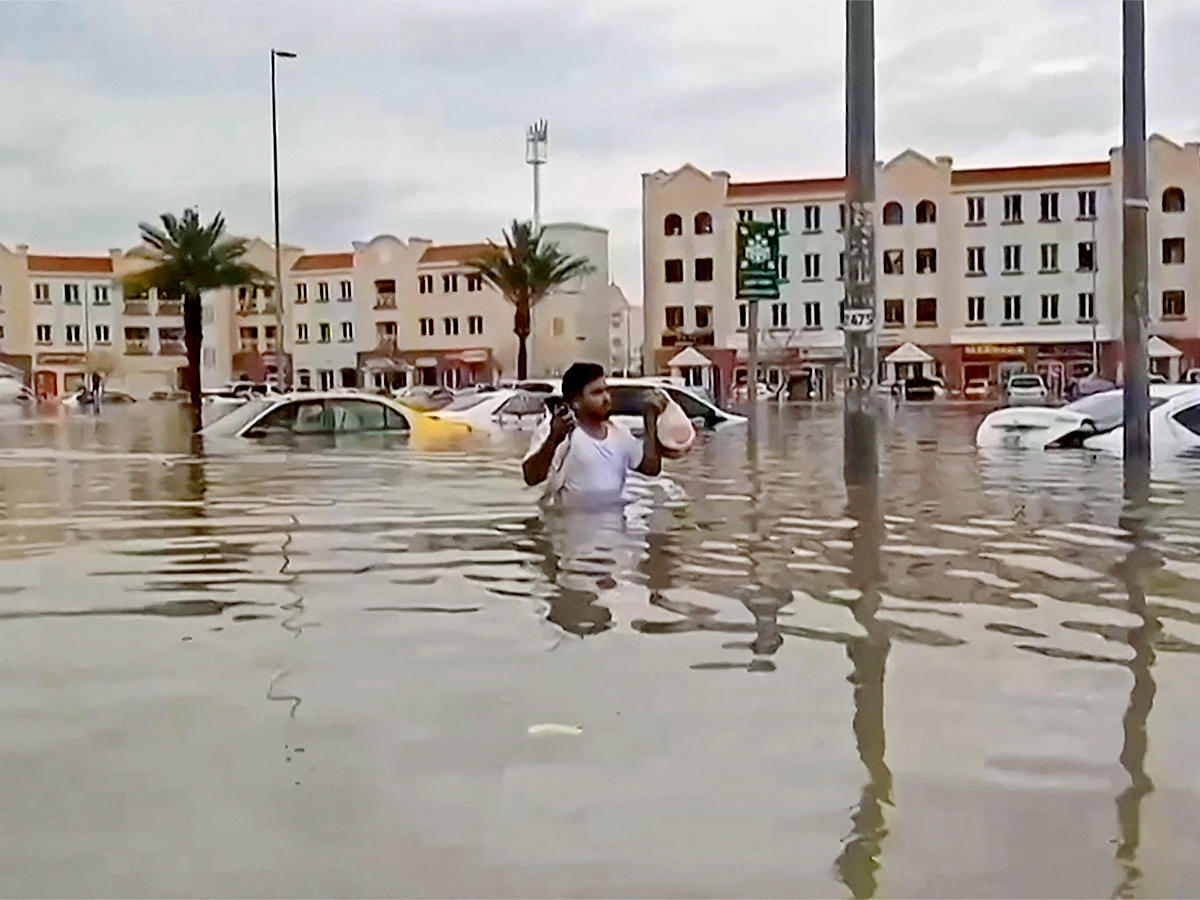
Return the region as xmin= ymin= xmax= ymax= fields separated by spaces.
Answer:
xmin=736 ymin=220 xmax=781 ymax=403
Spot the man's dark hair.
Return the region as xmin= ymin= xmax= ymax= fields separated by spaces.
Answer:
xmin=562 ymin=362 xmax=606 ymax=402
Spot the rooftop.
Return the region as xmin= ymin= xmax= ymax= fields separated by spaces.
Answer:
xmin=27 ymin=255 xmax=114 ymax=274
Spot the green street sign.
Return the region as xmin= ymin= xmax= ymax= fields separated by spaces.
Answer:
xmin=736 ymin=220 xmax=780 ymax=300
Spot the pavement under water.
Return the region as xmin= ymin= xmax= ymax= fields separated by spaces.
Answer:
xmin=0 ymin=401 xmax=1198 ymax=898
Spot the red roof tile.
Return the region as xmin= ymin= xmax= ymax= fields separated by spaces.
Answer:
xmin=419 ymin=243 xmax=493 ymax=264
xmin=292 ymin=252 xmax=354 ymax=271
xmin=27 ymin=255 xmax=113 ymax=274
xmin=951 ymin=161 xmax=1110 ymax=186
xmin=727 ymin=177 xmax=846 ymax=200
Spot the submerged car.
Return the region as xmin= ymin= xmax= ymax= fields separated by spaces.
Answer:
xmin=200 ymin=391 xmax=418 ymax=438
xmin=1083 ymin=387 xmax=1200 ymax=458
xmin=1004 ymin=374 xmax=1048 ymax=406
xmin=963 ymin=378 xmax=994 ymax=401
xmin=976 ymin=385 xmax=1199 ymax=458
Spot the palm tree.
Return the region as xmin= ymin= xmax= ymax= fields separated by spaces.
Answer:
xmin=466 ymin=220 xmax=594 ymax=380
xmin=124 ymin=209 xmax=268 ymax=428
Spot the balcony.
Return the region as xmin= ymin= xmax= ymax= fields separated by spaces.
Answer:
xmin=661 ymin=328 xmax=713 ymax=348
xmin=374 ymin=292 xmax=397 ymax=310
xmin=159 ymin=341 xmax=185 ymax=356
xmin=124 ymin=300 xmax=152 ymax=316
xmin=238 ymin=342 xmax=259 ymax=354
xmin=157 ymin=300 xmax=183 ymax=316
xmin=237 ymin=303 xmax=259 ymax=316
xmin=125 ymin=341 xmax=151 ymax=355
xmin=261 ymin=301 xmax=278 ymax=315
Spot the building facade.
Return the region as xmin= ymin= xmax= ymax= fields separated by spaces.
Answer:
xmin=0 ymin=222 xmax=633 ymax=398
xmin=642 ymin=134 xmax=1199 ymax=400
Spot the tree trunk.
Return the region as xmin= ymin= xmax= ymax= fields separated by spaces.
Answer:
xmin=183 ymin=290 xmax=203 ymax=430
xmin=514 ymin=298 xmax=531 ymax=381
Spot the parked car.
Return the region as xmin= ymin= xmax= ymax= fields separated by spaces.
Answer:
xmin=200 ymin=391 xmax=419 ymax=438
xmin=1184 ymin=368 xmax=1200 ymax=385
xmin=63 ymin=388 xmax=137 ymax=408
xmin=149 ymin=389 xmax=190 ymax=402
xmin=963 ymin=378 xmax=994 ymax=401
xmin=1004 ymin=374 xmax=1048 ymax=406
xmin=1083 ymin=387 xmax=1200 ymax=458
xmin=394 ymin=385 xmax=455 ymax=411
xmin=900 ymin=376 xmax=941 ymax=401
xmin=0 ymin=376 xmax=34 ymax=403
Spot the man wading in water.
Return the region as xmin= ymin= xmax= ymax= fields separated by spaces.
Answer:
xmin=523 ymin=362 xmax=667 ymax=507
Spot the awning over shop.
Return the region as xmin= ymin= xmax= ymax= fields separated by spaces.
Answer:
xmin=457 ymin=349 xmax=491 ymax=364
xmin=415 ymin=357 xmax=439 ymax=368
xmin=1148 ymin=336 xmax=1182 ymax=358
xmin=666 ymin=346 xmax=712 ymax=368
xmin=884 ymin=342 xmax=934 ymax=364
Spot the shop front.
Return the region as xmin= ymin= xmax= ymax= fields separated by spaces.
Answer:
xmin=959 ymin=343 xmax=1029 ymax=393
xmin=34 ymin=352 xmax=88 ymax=399
xmin=359 ymin=347 xmax=499 ymax=392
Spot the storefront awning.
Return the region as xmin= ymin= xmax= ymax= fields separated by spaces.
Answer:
xmin=1148 ymin=336 xmax=1182 ymax=358
xmin=666 ymin=346 xmax=712 ymax=368
xmin=415 ymin=357 xmax=439 ymax=368
xmin=457 ymin=349 xmax=491 ymax=364
xmin=884 ymin=342 xmax=934 ymax=364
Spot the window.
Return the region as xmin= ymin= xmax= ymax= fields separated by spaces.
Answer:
xmin=664 ymin=214 xmax=683 ymax=236
xmin=65 ymin=324 xmax=81 ymax=344
xmin=665 ymin=259 xmax=684 ymax=282
xmin=967 ymin=246 xmax=986 ymax=274
xmin=340 ymin=322 xmax=354 ymax=342
xmin=1162 ymin=187 xmax=1185 ymax=213
xmin=93 ymin=285 xmax=109 ymax=305
xmin=1039 ymin=191 xmax=1059 ymax=222
xmin=1163 ymin=238 xmax=1185 ymax=265
xmin=838 ymin=252 xmax=845 ymax=279
xmin=203 ymin=347 xmax=216 ymax=368
xmin=694 ymin=212 xmax=713 ymax=234
xmin=1078 ymin=292 xmax=1095 ymax=321
xmin=1040 ymin=293 xmax=1060 ymax=322
xmin=318 ymin=322 xmax=331 ymax=343
xmin=1077 ymin=241 xmax=1096 ymax=272
xmin=443 ymin=274 xmax=458 ymax=292
xmin=779 ymin=255 xmax=789 ymax=280
xmin=36 ymin=324 xmax=51 ymax=343
xmin=805 ymin=205 xmax=822 ymax=232
xmin=915 ymin=200 xmax=936 ymax=223
xmin=64 ymin=284 xmax=80 ymax=304
xmin=882 ymin=202 xmax=903 ymax=225
xmin=339 ymin=280 xmax=352 ymax=300
xmin=774 ymin=207 xmax=790 ymax=231
xmin=738 ymin=303 xmax=748 ymax=329
xmin=444 ymin=316 xmax=459 ymax=336
xmin=1040 ymin=243 xmax=1059 ymax=272
xmin=468 ymin=315 xmax=483 ymax=335
xmin=883 ymin=249 xmax=903 ymax=275
xmin=1003 ymin=294 xmax=1022 ymax=323
xmin=770 ymin=302 xmax=788 ymax=328
xmin=34 ymin=283 xmax=50 ymax=302
xmin=883 ymin=298 xmax=904 ymax=325
xmin=839 ymin=203 xmax=847 ymax=230
xmin=665 ymin=306 xmax=684 ymax=329
xmin=94 ymin=324 xmax=111 ymax=344
xmin=317 ymin=281 xmax=330 ymax=302
xmin=967 ymin=296 xmax=985 ymax=323
xmin=916 ymin=248 xmax=936 ymax=274
xmin=466 ymin=274 xmax=483 ymax=292
xmin=915 ymin=297 xmax=937 ymax=324
xmin=296 ymin=323 xmax=309 ymax=343
xmin=376 ymin=321 xmax=397 ymax=342
xmin=967 ymin=196 xmax=985 ymax=224
xmin=803 ymin=301 xmax=821 ymax=328
xmin=1003 ymin=194 xmax=1023 ymax=223
xmin=264 ymin=325 xmax=277 ymax=345
xmin=419 ymin=317 xmax=434 ymax=336
xmin=0 ymin=325 xmax=4 ymax=340
xmin=418 ymin=274 xmax=433 ymax=294
xmin=1174 ymin=402 xmax=1200 ymax=438
xmin=296 ymin=283 xmax=308 ymax=303
xmin=694 ymin=258 xmax=713 ymax=281
xmin=297 ymin=370 xmax=312 ymax=390
xmin=804 ymin=253 xmax=821 ymax=280
xmin=1003 ymin=244 xmax=1022 ymax=273
xmin=738 ymin=209 xmax=754 ymax=222
xmin=1078 ymin=190 xmax=1096 ymax=219
xmin=695 ymin=305 xmax=712 ymax=329
xmin=1162 ymin=290 xmax=1185 ymax=318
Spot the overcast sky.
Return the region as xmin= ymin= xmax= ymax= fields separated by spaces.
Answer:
xmin=1 ymin=0 xmax=1197 ymax=300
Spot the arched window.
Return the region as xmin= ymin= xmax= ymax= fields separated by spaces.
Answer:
xmin=664 ymin=214 xmax=683 ymax=236
xmin=916 ymin=200 xmax=937 ymax=223
xmin=1163 ymin=187 xmax=1185 ymax=213
xmin=882 ymin=202 xmax=903 ymax=225
xmin=694 ymin=211 xmax=713 ymax=234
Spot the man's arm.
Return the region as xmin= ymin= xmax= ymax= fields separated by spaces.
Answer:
xmin=523 ymin=409 xmax=572 ymax=485
xmin=635 ymin=390 xmax=667 ymax=476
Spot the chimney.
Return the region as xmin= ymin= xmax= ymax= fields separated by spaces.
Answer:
xmin=936 ymin=155 xmax=953 ymax=168
xmin=16 ymin=244 xmax=28 ymax=255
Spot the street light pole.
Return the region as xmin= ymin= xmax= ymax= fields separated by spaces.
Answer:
xmin=1120 ymin=1 xmax=1150 ymax=504
xmin=843 ymin=0 xmax=879 ymax=490
xmin=525 ymin=120 xmax=548 ymax=375
xmin=271 ymin=48 xmax=296 ymax=390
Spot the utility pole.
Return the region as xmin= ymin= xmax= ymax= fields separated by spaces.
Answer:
xmin=525 ymin=120 xmax=548 ymax=375
xmin=843 ymin=0 xmax=879 ymax=489
xmin=1121 ymin=0 xmax=1150 ymax=503
xmin=271 ymin=49 xmax=297 ymax=391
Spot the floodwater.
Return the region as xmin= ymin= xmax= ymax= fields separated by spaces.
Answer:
xmin=1 ymin=401 xmax=1198 ymax=899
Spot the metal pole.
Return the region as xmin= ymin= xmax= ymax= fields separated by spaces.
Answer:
xmin=532 ymin=162 xmax=541 ymax=232
xmin=271 ymin=49 xmax=296 ymax=391
xmin=843 ymin=0 xmax=878 ymax=489
xmin=1121 ymin=0 xmax=1150 ymax=503
xmin=746 ymin=300 xmax=759 ymax=403
xmin=1091 ymin=217 xmax=1099 ymax=377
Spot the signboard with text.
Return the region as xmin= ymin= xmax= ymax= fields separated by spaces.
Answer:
xmin=736 ymin=220 xmax=780 ymax=300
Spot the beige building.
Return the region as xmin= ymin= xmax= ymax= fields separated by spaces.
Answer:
xmin=643 ymin=134 xmax=1199 ymax=400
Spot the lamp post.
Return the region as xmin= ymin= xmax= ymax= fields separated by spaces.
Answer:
xmin=271 ymin=48 xmax=296 ymax=390
xmin=525 ymin=120 xmax=548 ymax=373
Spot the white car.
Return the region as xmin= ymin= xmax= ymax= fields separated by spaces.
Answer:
xmin=200 ymin=390 xmax=420 ymax=438
xmin=1083 ymin=386 xmax=1200 ymax=458
xmin=0 ymin=376 xmax=33 ymax=403
xmin=976 ymin=385 xmax=1198 ymax=457
xmin=1004 ymin=374 xmax=1048 ymax=406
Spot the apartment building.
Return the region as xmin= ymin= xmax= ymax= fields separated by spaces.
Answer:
xmin=643 ymin=134 xmax=1198 ymax=399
